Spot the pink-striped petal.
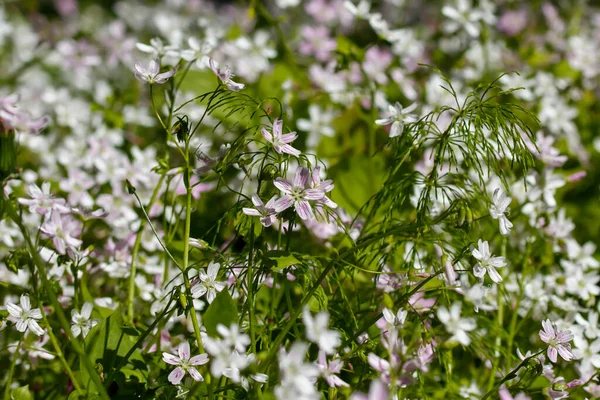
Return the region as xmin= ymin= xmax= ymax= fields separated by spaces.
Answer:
xmin=295 ymin=200 xmax=314 ymax=220
xmin=162 ymin=352 xmax=181 ymax=365
xmin=274 ymin=178 xmax=293 ymax=194
xmin=168 ymin=367 xmax=186 ymax=385
xmin=178 ymin=342 xmax=190 ymax=361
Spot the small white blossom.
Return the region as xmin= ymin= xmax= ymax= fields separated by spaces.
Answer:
xmin=472 ymin=239 xmax=506 ymax=284
xmin=303 ymin=308 xmax=341 ymax=355
xmin=437 ymin=302 xmax=476 ymax=346
xmin=71 ymin=302 xmax=97 ymax=338
xmin=162 ymin=341 xmax=209 ymax=385
xmin=6 ymin=294 xmax=44 ymax=336
xmin=489 ymin=188 xmax=513 ymax=235
xmin=191 ymin=261 xmax=227 ymax=304
xmin=375 ymin=102 xmax=417 ymax=137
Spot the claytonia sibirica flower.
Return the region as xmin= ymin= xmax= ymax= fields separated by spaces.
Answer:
xmin=136 ymin=37 xmax=177 ymax=58
xmin=209 ymin=58 xmax=244 ymax=92
xmin=437 ymin=302 xmax=476 ymax=346
xmin=6 ymin=294 xmax=44 ymax=336
xmin=162 ymin=341 xmax=209 ymax=385
xmin=273 ymin=167 xmax=325 ymax=220
xmin=261 ymin=118 xmax=300 ymax=156
xmin=18 ymin=182 xmax=70 ymax=215
xmin=242 ymin=194 xmax=279 ymax=227
xmin=309 ymin=166 xmax=337 ymax=210
xmin=191 ymin=261 xmax=226 ymax=304
xmin=40 ymin=213 xmax=82 ymax=255
xmin=472 ymin=239 xmax=506 ymax=284
xmin=489 ymin=188 xmax=513 ymax=235
xmin=275 ymin=342 xmax=320 ymax=399
xmin=375 ymin=102 xmax=417 ymax=138
xmin=539 ymin=319 xmax=574 ymax=363
xmin=303 ymin=308 xmax=341 ymax=355
xmin=133 ymin=58 xmax=176 ymax=84
xmin=180 ymin=37 xmax=214 ymax=70
xmin=317 ymin=351 xmax=349 ymax=388
xmin=71 ymin=302 xmax=97 ymax=338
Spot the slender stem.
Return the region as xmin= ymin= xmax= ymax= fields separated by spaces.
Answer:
xmin=480 ymin=349 xmax=545 ymax=400
xmin=180 ymin=139 xmax=212 ymax=399
xmin=127 ymin=174 xmax=166 ymax=322
xmin=247 ymin=230 xmax=256 ymax=351
xmin=40 ymin=310 xmax=82 ymax=392
xmin=5 ymin=203 xmax=109 ymax=399
xmin=4 ymin=339 xmax=21 ymax=400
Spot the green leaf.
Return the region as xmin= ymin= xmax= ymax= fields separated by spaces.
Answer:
xmin=330 ymin=154 xmax=386 ymax=215
xmin=234 ymin=212 xmax=262 ymax=239
xmin=202 ymin=290 xmax=238 ymax=336
xmin=11 ymin=386 xmax=33 ymax=400
xmin=264 ymin=250 xmax=300 ymax=272
xmin=81 ymin=307 xmax=147 ymax=394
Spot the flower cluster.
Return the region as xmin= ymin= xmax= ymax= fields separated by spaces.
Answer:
xmin=0 ymin=0 xmax=599 ymax=399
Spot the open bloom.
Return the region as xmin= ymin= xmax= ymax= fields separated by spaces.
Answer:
xmin=209 ymin=58 xmax=244 ymax=91
xmin=539 ymin=319 xmax=574 ymax=363
xmin=375 ymin=102 xmax=417 ymax=138
xmin=18 ymin=182 xmax=70 ymax=215
xmin=242 ymin=194 xmax=279 ymax=227
xmin=162 ymin=341 xmax=209 ymax=385
xmin=273 ymin=167 xmax=325 ymax=220
xmin=71 ymin=302 xmax=97 ymax=338
xmin=317 ymin=351 xmax=348 ymax=388
xmin=303 ymin=308 xmax=341 ymax=355
xmin=437 ymin=302 xmax=476 ymax=346
xmin=133 ymin=58 xmax=176 ymax=84
xmin=6 ymin=294 xmax=44 ymax=336
xmin=40 ymin=213 xmax=82 ymax=255
xmin=262 ymin=118 xmax=300 ymax=156
xmin=489 ymin=188 xmax=513 ymax=235
xmin=191 ymin=262 xmax=227 ymax=304
xmin=472 ymin=239 xmax=506 ymax=283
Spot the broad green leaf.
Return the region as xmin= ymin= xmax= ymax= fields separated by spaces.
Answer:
xmin=81 ymin=307 xmax=147 ymax=395
xmin=264 ymin=250 xmax=300 ymax=271
xmin=11 ymin=385 xmax=32 ymax=400
xmin=330 ymin=154 xmax=386 ymax=215
xmin=202 ymin=289 xmax=238 ymax=336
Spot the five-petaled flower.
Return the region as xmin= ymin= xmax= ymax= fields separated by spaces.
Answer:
xmin=6 ymin=294 xmax=44 ymax=336
xmin=375 ymin=102 xmax=418 ymax=138
xmin=209 ymin=58 xmax=245 ymax=92
xmin=437 ymin=302 xmax=476 ymax=346
xmin=71 ymin=302 xmax=97 ymax=338
xmin=489 ymin=188 xmax=513 ymax=235
xmin=191 ymin=261 xmax=227 ymax=304
xmin=273 ymin=167 xmax=325 ymax=220
xmin=18 ymin=182 xmax=71 ymax=215
xmin=262 ymin=118 xmax=300 ymax=156
xmin=133 ymin=58 xmax=176 ymax=84
xmin=162 ymin=341 xmax=209 ymax=385
xmin=472 ymin=239 xmax=506 ymax=284
xmin=242 ymin=194 xmax=279 ymax=227
xmin=539 ymin=319 xmax=574 ymax=363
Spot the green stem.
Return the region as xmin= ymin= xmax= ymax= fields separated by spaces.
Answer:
xmin=39 ymin=305 xmax=83 ymax=392
xmin=127 ymin=174 xmax=166 ymax=322
xmin=6 ymin=203 xmax=109 ymax=399
xmin=4 ymin=339 xmax=21 ymax=400
xmin=247 ymin=230 xmax=256 ymax=351
xmin=480 ymin=349 xmax=545 ymax=400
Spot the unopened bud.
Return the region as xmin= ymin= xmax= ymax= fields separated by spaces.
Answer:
xmin=189 ymin=238 xmax=209 ymax=250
